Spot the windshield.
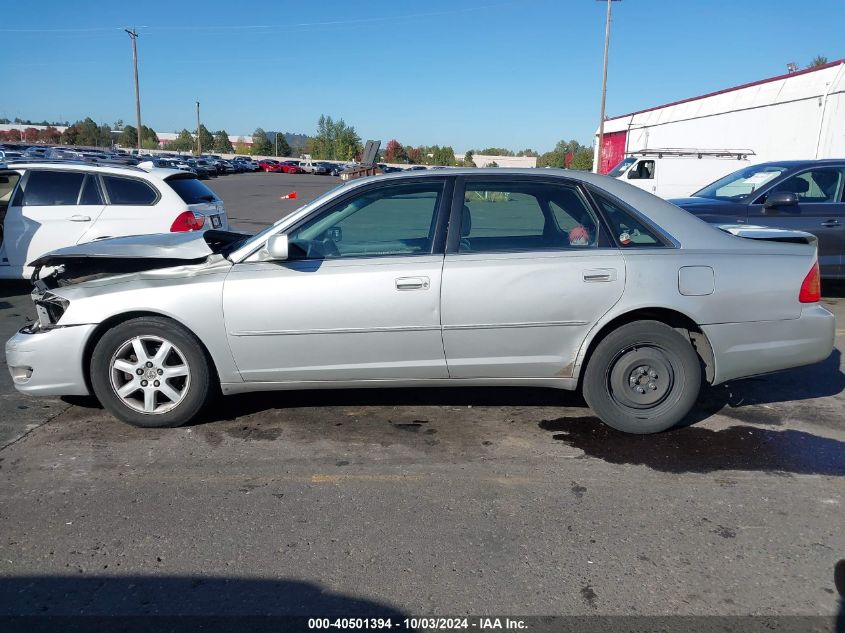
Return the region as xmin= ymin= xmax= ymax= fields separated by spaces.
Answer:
xmin=693 ymin=164 xmax=789 ymax=201
xmin=607 ymin=157 xmax=636 ymax=177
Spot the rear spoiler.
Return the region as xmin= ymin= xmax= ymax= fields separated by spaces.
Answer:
xmin=717 ymin=224 xmax=817 ymax=246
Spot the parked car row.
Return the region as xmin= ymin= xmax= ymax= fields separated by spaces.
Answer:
xmin=256 ymin=159 xmax=354 ymax=176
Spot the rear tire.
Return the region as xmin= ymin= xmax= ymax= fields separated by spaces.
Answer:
xmin=582 ymin=320 xmax=701 ymax=434
xmin=90 ymin=317 xmax=212 ymax=428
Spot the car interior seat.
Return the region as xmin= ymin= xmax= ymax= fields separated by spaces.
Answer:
xmin=460 ymin=204 xmax=472 ymax=251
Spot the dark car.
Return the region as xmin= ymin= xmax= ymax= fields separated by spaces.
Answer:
xmin=670 ymin=160 xmax=845 ymax=279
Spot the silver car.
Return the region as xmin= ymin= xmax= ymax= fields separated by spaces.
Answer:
xmin=5 ymin=169 xmax=835 ymax=434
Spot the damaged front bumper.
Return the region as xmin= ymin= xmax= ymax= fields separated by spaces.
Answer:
xmin=6 ymin=323 xmax=96 ymax=396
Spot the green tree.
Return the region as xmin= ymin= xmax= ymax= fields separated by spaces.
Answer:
xmin=63 ymin=118 xmax=111 ymax=147
xmin=168 ymin=129 xmax=195 ymax=153
xmin=430 ymin=146 xmax=457 ymax=166
xmin=479 ymin=147 xmax=514 ymax=156
xmin=537 ymin=139 xmax=592 ymax=169
xmin=213 ymin=130 xmax=234 ymax=153
xmin=271 ymin=133 xmax=292 ymax=157
xmin=311 ymin=115 xmax=362 ymax=160
xmin=809 ymin=55 xmax=829 ymax=67
xmin=118 ymin=125 xmax=138 ymax=147
xmin=250 ymin=128 xmax=272 ymax=155
xmin=517 ymin=149 xmax=538 ymax=157
xmin=570 ymin=148 xmax=594 ymax=171
xmin=463 ymin=150 xmax=475 ymax=167
xmin=194 ymin=124 xmax=214 ymax=153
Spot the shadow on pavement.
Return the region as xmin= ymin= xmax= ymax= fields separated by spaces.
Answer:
xmin=539 ymin=416 xmax=845 ymax=476
xmin=684 ymin=350 xmax=845 ymax=428
xmin=0 ymin=575 xmax=410 ymax=622
xmin=191 ymin=386 xmax=586 ymax=425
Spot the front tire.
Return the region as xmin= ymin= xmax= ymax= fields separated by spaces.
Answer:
xmin=582 ymin=320 xmax=701 ymax=434
xmin=90 ymin=317 xmax=212 ymax=428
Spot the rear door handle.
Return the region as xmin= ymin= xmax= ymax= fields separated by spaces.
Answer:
xmin=67 ymin=215 xmax=91 ymax=222
xmin=583 ymin=268 xmax=617 ymax=283
xmin=821 ymin=219 xmax=841 ymax=227
xmin=395 ymin=276 xmax=430 ymax=291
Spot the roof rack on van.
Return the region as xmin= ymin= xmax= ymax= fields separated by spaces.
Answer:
xmin=628 ymin=148 xmax=756 ymax=160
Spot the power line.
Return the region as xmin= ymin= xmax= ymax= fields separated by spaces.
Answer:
xmin=0 ymin=2 xmax=520 ymax=33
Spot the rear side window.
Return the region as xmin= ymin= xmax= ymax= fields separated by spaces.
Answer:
xmin=165 ymin=176 xmax=219 ymax=204
xmin=593 ymin=192 xmax=664 ymax=247
xmin=459 ymin=180 xmax=599 ymax=252
xmin=19 ymin=170 xmax=85 ymax=206
xmin=103 ymin=176 xmax=158 ymax=205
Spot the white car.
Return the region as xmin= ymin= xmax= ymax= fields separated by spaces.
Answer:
xmin=0 ymin=163 xmax=229 ymax=279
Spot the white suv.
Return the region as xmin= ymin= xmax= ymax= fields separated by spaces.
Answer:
xmin=0 ymin=163 xmax=229 ymax=279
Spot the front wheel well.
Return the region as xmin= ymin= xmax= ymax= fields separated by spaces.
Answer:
xmin=578 ymin=308 xmax=715 ymax=385
xmin=81 ymin=311 xmax=218 ymax=395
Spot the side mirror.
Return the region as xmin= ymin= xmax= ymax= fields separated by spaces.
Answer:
xmin=764 ymin=191 xmax=799 ymax=210
xmin=266 ymin=234 xmax=289 ymax=261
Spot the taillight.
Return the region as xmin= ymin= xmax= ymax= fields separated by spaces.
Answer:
xmin=170 ymin=210 xmax=205 ymax=232
xmin=799 ymin=261 xmax=821 ymax=303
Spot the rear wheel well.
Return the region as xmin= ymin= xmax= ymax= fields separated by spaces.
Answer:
xmin=82 ymin=311 xmax=218 ymax=395
xmin=579 ymin=308 xmax=714 ymax=385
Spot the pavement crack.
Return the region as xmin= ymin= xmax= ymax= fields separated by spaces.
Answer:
xmin=0 ymin=402 xmax=73 ymax=453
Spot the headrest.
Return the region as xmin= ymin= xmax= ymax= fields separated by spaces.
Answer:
xmin=461 ymin=205 xmax=472 ymax=237
xmin=780 ymin=178 xmax=809 ymax=194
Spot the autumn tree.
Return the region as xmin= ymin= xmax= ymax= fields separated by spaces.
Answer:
xmin=38 ymin=126 xmax=61 ymax=143
xmin=384 ymin=139 xmax=408 ymax=163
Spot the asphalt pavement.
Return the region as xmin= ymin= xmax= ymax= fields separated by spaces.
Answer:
xmin=0 ymin=173 xmax=843 ymax=624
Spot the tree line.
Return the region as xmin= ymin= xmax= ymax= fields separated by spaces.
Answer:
xmin=2 ymin=112 xmax=594 ymax=169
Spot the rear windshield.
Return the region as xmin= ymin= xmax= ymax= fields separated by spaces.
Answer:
xmin=165 ymin=176 xmax=220 ymax=204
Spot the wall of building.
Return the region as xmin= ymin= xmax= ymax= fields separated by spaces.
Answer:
xmin=594 ymin=60 xmax=845 ymax=172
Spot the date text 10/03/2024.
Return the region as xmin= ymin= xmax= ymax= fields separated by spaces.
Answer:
xmin=308 ymin=617 xmax=528 ymax=630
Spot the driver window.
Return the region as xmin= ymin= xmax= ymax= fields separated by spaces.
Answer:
xmin=768 ymin=168 xmax=844 ymax=203
xmin=627 ymin=160 xmax=654 ymax=180
xmin=286 ymin=181 xmax=444 ymax=259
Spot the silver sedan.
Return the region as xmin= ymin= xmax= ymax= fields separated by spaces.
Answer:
xmin=5 ymin=169 xmax=835 ymax=434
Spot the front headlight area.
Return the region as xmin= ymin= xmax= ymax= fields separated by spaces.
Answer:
xmin=25 ymin=292 xmax=70 ymax=333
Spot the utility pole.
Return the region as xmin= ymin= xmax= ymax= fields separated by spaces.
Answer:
xmin=124 ymin=28 xmax=142 ymax=153
xmin=596 ymin=0 xmax=620 ymax=173
xmin=196 ymin=101 xmax=202 ymax=155
xmin=275 ymin=132 xmax=279 ymax=157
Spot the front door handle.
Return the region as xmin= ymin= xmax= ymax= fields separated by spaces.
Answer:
xmin=583 ymin=268 xmax=617 ymax=283
xmin=395 ymin=276 xmax=430 ymax=291
xmin=821 ymin=219 xmax=841 ymax=227
xmin=67 ymin=215 xmax=91 ymax=222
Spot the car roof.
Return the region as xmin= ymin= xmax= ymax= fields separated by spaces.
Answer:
xmin=7 ymin=161 xmax=185 ymax=181
xmin=743 ymin=159 xmax=845 ymax=168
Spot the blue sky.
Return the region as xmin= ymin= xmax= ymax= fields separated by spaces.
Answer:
xmin=2 ymin=0 xmax=843 ymax=153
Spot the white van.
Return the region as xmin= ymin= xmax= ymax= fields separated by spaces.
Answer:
xmin=608 ymin=149 xmax=756 ymax=199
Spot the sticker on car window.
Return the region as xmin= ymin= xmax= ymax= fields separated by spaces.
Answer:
xmin=619 ymin=232 xmax=632 ymax=245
